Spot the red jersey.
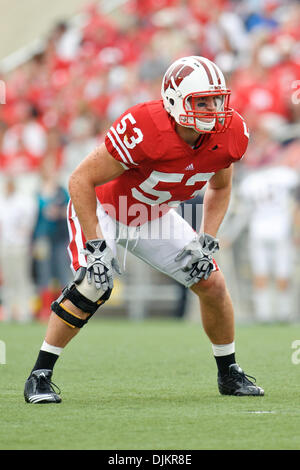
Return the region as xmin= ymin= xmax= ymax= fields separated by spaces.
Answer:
xmin=98 ymin=100 xmax=248 ymax=226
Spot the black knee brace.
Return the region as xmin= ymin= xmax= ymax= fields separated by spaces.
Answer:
xmin=51 ymin=268 xmax=112 ymax=328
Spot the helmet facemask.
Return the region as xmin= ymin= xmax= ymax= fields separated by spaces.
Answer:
xmin=180 ymin=91 xmax=232 ymax=133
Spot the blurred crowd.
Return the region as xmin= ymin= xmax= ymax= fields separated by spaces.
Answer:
xmin=0 ymin=0 xmax=299 ymax=323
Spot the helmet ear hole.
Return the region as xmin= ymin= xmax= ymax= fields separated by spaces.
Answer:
xmin=169 ymin=98 xmax=174 ymax=106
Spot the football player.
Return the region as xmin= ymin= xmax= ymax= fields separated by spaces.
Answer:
xmin=24 ymin=56 xmax=264 ymax=403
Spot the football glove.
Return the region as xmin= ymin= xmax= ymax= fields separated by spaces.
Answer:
xmin=175 ymin=233 xmax=219 ymax=282
xmin=81 ymin=239 xmax=121 ymax=293
xmin=198 ymin=233 xmax=220 ymax=256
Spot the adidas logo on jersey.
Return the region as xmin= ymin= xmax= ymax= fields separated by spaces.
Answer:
xmin=185 ymin=163 xmax=194 ymax=171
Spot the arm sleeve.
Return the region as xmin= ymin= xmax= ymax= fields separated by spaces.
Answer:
xmin=104 ymin=103 xmax=153 ymax=169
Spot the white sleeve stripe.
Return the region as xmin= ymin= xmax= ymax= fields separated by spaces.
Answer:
xmin=110 ymin=126 xmax=138 ymax=166
xmin=119 ymin=162 xmax=129 ymax=170
xmin=107 ymin=131 xmax=129 ymax=164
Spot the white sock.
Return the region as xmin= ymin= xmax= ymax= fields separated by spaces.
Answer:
xmin=212 ymin=341 xmax=235 ymax=357
xmin=40 ymin=340 xmax=63 ymax=357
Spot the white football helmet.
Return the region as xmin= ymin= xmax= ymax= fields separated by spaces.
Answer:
xmin=161 ymin=56 xmax=233 ymax=133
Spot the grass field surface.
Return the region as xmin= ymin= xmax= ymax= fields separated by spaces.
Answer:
xmin=0 ymin=318 xmax=300 ymax=450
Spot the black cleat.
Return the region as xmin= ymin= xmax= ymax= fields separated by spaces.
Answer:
xmin=24 ymin=369 xmax=62 ymax=404
xmin=218 ymin=364 xmax=264 ymax=396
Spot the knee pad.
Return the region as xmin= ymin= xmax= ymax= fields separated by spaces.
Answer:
xmin=51 ymin=267 xmax=112 ymax=328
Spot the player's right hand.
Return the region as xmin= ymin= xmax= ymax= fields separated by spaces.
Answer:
xmin=81 ymin=239 xmax=121 ymax=292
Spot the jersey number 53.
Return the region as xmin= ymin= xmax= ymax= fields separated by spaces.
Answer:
xmin=116 ymin=113 xmax=144 ymax=149
xmin=132 ymin=170 xmax=215 ymax=206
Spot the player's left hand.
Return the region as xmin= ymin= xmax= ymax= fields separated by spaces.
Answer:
xmin=198 ymin=233 xmax=220 ymax=256
xmin=175 ymin=233 xmax=219 ymax=282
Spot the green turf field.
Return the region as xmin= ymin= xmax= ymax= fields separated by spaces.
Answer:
xmin=0 ymin=318 xmax=300 ymax=450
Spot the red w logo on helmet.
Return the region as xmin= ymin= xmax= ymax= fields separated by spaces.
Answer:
xmin=163 ymin=64 xmax=194 ymax=92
